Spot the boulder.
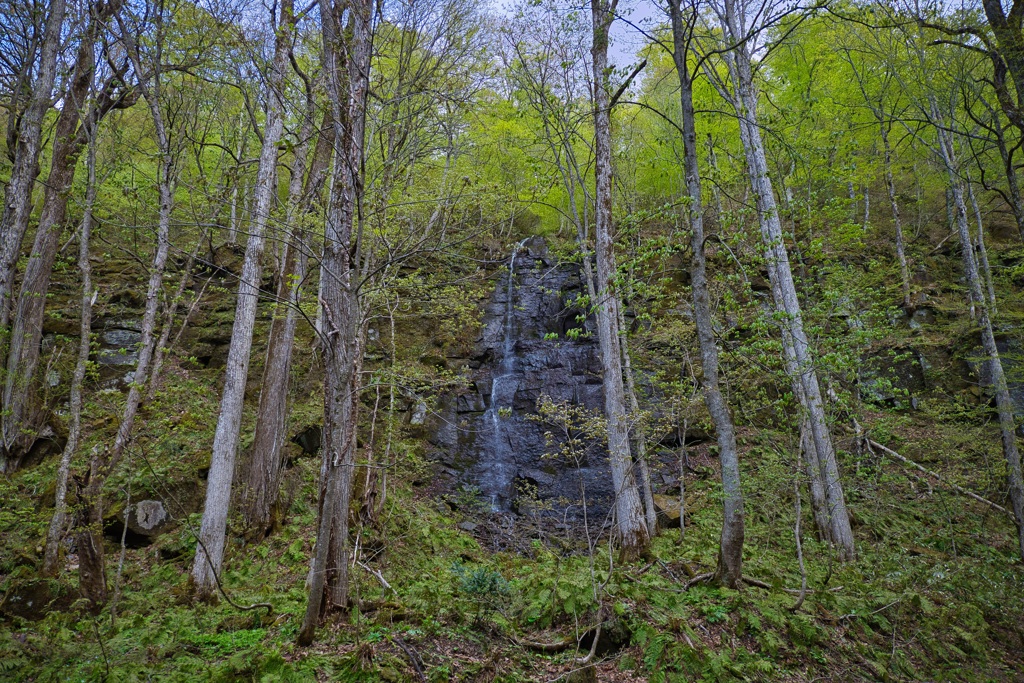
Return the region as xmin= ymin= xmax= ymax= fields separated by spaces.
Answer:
xmin=132 ymin=500 xmax=171 ymax=535
xmin=104 ymin=499 xmax=175 ymax=545
xmin=564 ymin=666 xmax=597 ymax=683
xmin=291 ymin=425 xmax=322 ymax=456
xmin=653 ymin=494 xmax=682 ymax=528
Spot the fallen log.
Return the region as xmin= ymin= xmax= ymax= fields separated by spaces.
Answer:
xmin=866 ymin=438 xmax=1014 ymax=519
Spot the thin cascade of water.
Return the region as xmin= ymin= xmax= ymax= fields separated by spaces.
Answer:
xmin=481 ymin=239 xmax=528 ymax=511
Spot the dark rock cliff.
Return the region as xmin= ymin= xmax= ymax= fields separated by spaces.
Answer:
xmin=429 ymin=237 xmax=615 ymax=523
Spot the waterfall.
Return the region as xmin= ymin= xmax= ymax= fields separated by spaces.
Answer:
xmin=452 ymin=235 xmax=615 ymax=522
xmin=480 ymin=240 xmax=527 ymax=511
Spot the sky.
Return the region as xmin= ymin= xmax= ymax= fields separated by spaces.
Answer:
xmin=610 ymin=0 xmax=663 ymax=66
xmin=488 ymin=0 xmax=665 ymax=67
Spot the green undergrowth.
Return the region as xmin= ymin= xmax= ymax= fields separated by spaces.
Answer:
xmin=3 ymin=413 xmax=1023 ymax=682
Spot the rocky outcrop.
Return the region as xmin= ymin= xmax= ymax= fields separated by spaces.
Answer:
xmin=429 ymin=237 xmax=615 ymax=522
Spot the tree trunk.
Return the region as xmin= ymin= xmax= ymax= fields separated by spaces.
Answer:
xmin=75 ymin=475 xmax=107 ymax=613
xmin=678 ymin=420 xmax=688 ymax=542
xmin=2 ymin=0 xmax=122 ymax=467
xmin=228 ymin=111 xmax=248 ymax=245
xmin=880 ymin=123 xmax=911 ymax=309
xmin=42 ymin=127 xmax=99 ymax=577
xmin=242 ymin=104 xmax=331 ymax=539
xmin=799 ymin=418 xmax=831 ymax=540
xmin=934 ymin=115 xmax=1024 ymax=560
xmin=669 ymin=0 xmax=744 ymax=587
xmin=617 ymin=302 xmax=657 ymax=536
xmin=776 ymin=309 xmax=832 ymax=543
xmin=192 ymin=0 xmax=296 ymax=599
xmin=589 ymin=0 xmax=650 ymax=562
xmin=968 ymin=182 xmax=997 ymax=313
xmin=298 ymin=0 xmax=371 ymax=645
xmin=980 ymin=0 xmax=1024 ymax=141
xmin=863 ymin=184 xmax=870 ymax=228
xmin=75 ymin=8 xmax=180 ymax=610
xmin=0 ymin=0 xmax=65 ymax=344
xmin=719 ymin=0 xmax=855 ymax=561
xmin=990 ymin=110 xmax=1024 ymax=242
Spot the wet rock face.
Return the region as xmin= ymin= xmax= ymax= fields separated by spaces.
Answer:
xmin=432 ymin=237 xmax=614 ymax=521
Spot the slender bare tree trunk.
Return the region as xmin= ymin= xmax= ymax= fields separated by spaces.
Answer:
xmin=990 ymin=110 xmax=1024 ymax=242
xmin=799 ymin=418 xmax=831 ymax=540
xmin=968 ymin=182 xmax=997 ymax=313
xmin=589 ymin=0 xmax=650 ymax=561
xmin=2 ymin=0 xmax=125 ymax=467
xmin=228 ymin=111 xmax=248 ymax=245
xmin=678 ymin=419 xmax=688 ymax=542
xmin=718 ymin=0 xmax=855 ymax=561
xmin=242 ymin=105 xmax=331 ymax=538
xmin=147 ymin=227 xmax=209 ymax=400
xmin=863 ymin=183 xmax=870 ymax=227
xmin=0 ymin=0 xmax=65 ymax=342
xmin=707 ymin=135 xmax=724 ymax=221
xmin=669 ymin=0 xmax=744 ymax=586
xmin=934 ymin=115 xmax=1024 ymax=560
xmin=73 ymin=7 xmax=179 ymax=611
xmin=880 ymin=123 xmax=911 ymax=309
xmin=298 ymin=0 xmax=371 ymax=645
xmin=617 ymin=302 xmax=657 ymax=536
xmin=192 ymin=0 xmax=296 ymax=599
xmin=42 ymin=128 xmax=99 ymax=577
xmin=775 ymin=310 xmax=832 ymax=542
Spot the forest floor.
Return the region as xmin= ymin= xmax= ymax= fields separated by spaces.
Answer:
xmin=2 ymin=405 xmax=1023 ymax=682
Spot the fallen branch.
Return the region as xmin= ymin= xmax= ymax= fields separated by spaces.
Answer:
xmin=684 ymin=572 xmax=714 ymax=589
xmin=517 ymin=635 xmax=581 ymax=654
xmin=393 ymin=636 xmax=426 ymax=682
xmin=514 ymin=624 xmax=600 ymax=654
xmin=742 ymin=577 xmax=844 ymax=595
xmin=357 ymin=561 xmax=396 ymax=595
xmin=350 ymin=598 xmax=402 ymax=612
xmin=838 ymin=598 xmax=900 ymax=622
xmin=866 ymin=438 xmax=1014 ymax=519
xmin=644 ymin=571 xmax=715 ymax=594
xmin=928 ymin=230 xmax=955 ymax=255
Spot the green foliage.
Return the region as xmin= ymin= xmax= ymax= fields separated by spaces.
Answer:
xmin=452 ymin=562 xmax=511 ymax=623
xmin=514 ymin=552 xmax=599 ymax=627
